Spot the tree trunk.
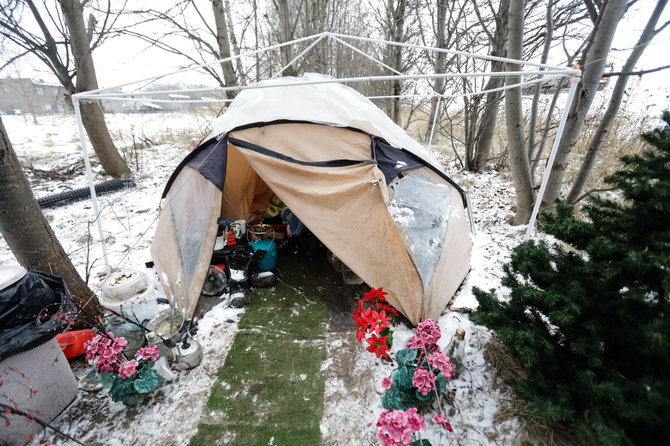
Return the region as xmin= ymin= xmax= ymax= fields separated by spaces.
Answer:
xmin=566 ymin=0 xmax=667 ymax=203
xmin=390 ymin=0 xmax=407 ymax=124
xmin=276 ymin=0 xmax=298 ymax=77
xmin=425 ymin=0 xmax=448 ymax=142
xmin=0 ymin=117 xmax=97 ymax=310
xmin=540 ymin=0 xmax=627 ymax=207
xmin=472 ymin=0 xmax=510 ymax=172
xmin=60 ymin=0 xmax=131 ymax=179
xmin=526 ymin=0 xmax=553 ymax=165
xmin=505 ymin=0 xmax=534 ymax=224
xmin=212 ymin=0 xmax=239 ymax=98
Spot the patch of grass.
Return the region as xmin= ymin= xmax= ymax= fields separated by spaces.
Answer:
xmin=190 ymin=259 xmax=329 ymax=446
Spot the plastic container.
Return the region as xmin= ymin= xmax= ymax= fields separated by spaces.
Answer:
xmin=99 ymin=270 xmax=159 ymax=324
xmin=106 ymin=315 xmax=147 ymax=357
xmin=56 ymin=329 xmax=95 ymax=359
xmin=250 ymin=239 xmax=278 ymax=271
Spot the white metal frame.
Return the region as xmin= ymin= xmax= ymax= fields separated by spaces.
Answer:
xmin=71 ymin=32 xmax=580 ymax=270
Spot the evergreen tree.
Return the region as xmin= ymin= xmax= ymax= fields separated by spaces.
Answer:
xmin=471 ymin=112 xmax=670 ymax=445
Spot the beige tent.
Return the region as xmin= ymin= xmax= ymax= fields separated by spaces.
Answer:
xmin=151 ymin=74 xmax=472 ymax=325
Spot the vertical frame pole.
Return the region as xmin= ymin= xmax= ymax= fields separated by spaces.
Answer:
xmin=525 ymin=77 xmax=580 ymax=239
xmin=73 ymin=96 xmax=110 ymax=273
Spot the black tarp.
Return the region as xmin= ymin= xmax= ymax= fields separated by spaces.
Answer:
xmin=0 ymin=270 xmax=75 ymax=361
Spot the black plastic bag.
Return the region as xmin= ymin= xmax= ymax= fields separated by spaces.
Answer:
xmin=0 ymin=270 xmax=75 ymax=361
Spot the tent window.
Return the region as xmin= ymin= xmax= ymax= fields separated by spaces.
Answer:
xmin=389 ymin=171 xmax=451 ymax=292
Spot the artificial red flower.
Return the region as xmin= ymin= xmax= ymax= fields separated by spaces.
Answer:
xmin=377 ymin=303 xmax=399 ymax=316
xmin=352 ymin=299 xmax=365 ymax=321
xmin=361 ymin=307 xmax=374 ymax=325
xmin=366 ymin=334 xmax=390 ymax=358
xmin=356 ymin=324 xmax=367 ymax=343
xmin=369 ymin=309 xmax=390 ymax=334
xmin=364 ymin=287 xmax=388 ymax=302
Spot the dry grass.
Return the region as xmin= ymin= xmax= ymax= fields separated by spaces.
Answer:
xmin=484 ymin=333 xmax=581 ymax=446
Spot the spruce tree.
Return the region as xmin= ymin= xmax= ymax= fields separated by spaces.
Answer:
xmin=471 ymin=112 xmax=670 ymax=445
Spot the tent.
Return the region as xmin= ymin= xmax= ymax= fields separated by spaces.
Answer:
xmin=150 ymin=74 xmax=472 ymax=325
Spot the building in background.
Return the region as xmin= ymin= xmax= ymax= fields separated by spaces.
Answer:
xmin=0 ymin=78 xmax=72 ymax=115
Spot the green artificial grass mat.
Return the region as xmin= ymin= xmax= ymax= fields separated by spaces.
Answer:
xmin=190 ymin=256 xmax=329 ymax=446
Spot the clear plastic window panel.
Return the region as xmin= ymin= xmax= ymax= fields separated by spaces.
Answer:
xmin=168 ymin=169 xmax=216 ymax=296
xmin=389 ymin=171 xmax=451 ymax=292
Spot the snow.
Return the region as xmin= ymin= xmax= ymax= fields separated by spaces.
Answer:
xmin=2 ymin=112 xmax=531 ymax=445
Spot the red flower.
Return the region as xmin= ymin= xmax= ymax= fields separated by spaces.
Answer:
xmin=364 ymin=287 xmax=388 ymax=302
xmin=356 ymin=324 xmax=367 ymax=343
xmin=352 ymin=299 xmax=364 ymax=321
xmin=369 ymin=309 xmax=390 ymax=334
xmin=377 ymin=303 xmax=399 ymax=316
xmin=361 ymin=307 xmax=374 ymax=325
xmin=366 ymin=334 xmax=390 ymax=358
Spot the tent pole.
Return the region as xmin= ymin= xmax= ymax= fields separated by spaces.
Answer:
xmin=525 ymin=77 xmax=580 ymax=239
xmin=73 ymin=96 xmax=110 ymax=274
xmin=428 ymin=95 xmax=442 ymax=148
xmin=272 ymin=34 xmax=328 ymax=79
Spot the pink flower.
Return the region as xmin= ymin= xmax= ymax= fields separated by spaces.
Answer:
xmin=433 ymin=414 xmax=453 ymax=432
xmin=382 ymin=377 xmax=393 ymax=390
xmin=135 ymin=345 xmax=160 ymax=361
xmin=118 ymin=360 xmax=138 ymax=379
xmin=405 ymin=408 xmax=426 ymax=432
xmin=376 ymin=409 xmax=425 ymax=446
xmin=428 ymin=351 xmax=455 ymax=379
xmin=412 ymin=367 xmax=436 ymax=396
xmin=416 ymin=319 xmax=441 ymax=345
xmin=406 ymin=335 xmax=424 ymax=349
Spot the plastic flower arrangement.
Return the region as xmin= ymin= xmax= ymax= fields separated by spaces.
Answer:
xmin=381 ymin=320 xmax=454 ymax=412
xmin=376 ymin=408 xmax=426 ymax=446
xmin=84 ymin=333 xmax=164 ymax=406
xmin=353 ymin=287 xmax=399 ymax=359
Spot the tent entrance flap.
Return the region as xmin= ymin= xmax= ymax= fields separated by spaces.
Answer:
xmin=152 ymin=167 xmax=221 ymax=319
xmin=390 ymin=170 xmax=452 ymax=293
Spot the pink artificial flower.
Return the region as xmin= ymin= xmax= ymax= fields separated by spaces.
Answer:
xmin=382 ymin=377 xmax=393 ymax=390
xmin=428 ymin=351 xmax=455 ymax=379
xmin=135 ymin=345 xmax=160 ymax=361
xmin=376 ymin=409 xmax=424 ymax=446
xmin=110 ymin=336 xmax=128 ymax=355
xmin=416 ymin=319 xmax=441 ymax=345
xmin=412 ymin=367 xmax=436 ymax=396
xmin=118 ymin=360 xmax=138 ymax=379
xmin=433 ymin=414 xmax=453 ymax=432
xmin=406 ymin=335 xmax=424 ymax=349
xmin=405 ymin=408 xmax=426 ymax=432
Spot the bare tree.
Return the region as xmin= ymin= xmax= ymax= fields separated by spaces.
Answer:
xmin=567 ymin=0 xmax=669 ymax=203
xmin=540 ymin=0 xmax=627 ymax=207
xmin=0 ymin=116 xmax=96 ymax=308
xmin=471 ymin=0 xmax=510 ymax=171
xmin=0 ymin=0 xmax=131 ymax=178
xmin=212 ymin=0 xmax=239 ymax=98
xmin=506 ymin=0 xmax=535 ymax=224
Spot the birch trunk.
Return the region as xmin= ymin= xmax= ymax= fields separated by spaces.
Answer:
xmin=505 ymin=0 xmax=534 ymax=224
xmin=540 ymin=0 xmax=627 ymax=207
xmin=60 ymin=0 xmax=131 ymax=179
xmin=566 ymin=0 xmax=667 ymax=203
xmin=212 ymin=0 xmax=239 ymax=98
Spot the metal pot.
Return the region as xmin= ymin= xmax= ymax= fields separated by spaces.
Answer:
xmin=147 ymin=309 xmax=185 ymax=344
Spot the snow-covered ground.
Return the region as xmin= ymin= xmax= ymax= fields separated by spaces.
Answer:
xmin=2 ymin=112 xmax=532 ymax=445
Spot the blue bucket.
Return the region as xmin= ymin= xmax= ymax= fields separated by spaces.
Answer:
xmin=250 ymin=239 xmax=278 ymax=271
